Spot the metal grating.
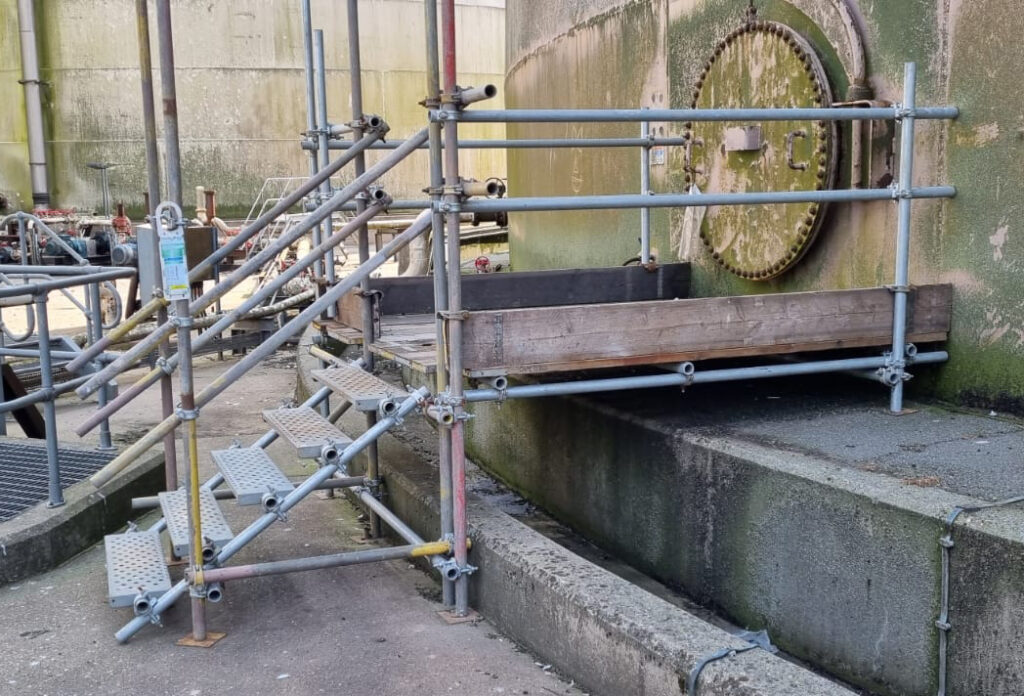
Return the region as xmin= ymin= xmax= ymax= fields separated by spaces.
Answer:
xmin=211 ymin=447 xmax=294 ymax=506
xmin=158 ymin=488 xmax=234 ymax=557
xmin=104 ymin=532 xmax=172 ymax=608
xmin=0 ymin=440 xmax=116 ymax=522
xmin=262 ymin=406 xmax=353 ymax=459
xmin=311 ymin=364 xmax=409 ymax=411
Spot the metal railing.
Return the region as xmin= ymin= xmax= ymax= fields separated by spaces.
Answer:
xmin=65 ymin=0 xmax=957 ymax=645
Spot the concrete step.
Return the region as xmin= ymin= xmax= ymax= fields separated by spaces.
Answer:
xmin=311 ymin=363 xmax=409 ymax=412
xmin=104 ymin=531 xmax=172 ymax=609
xmin=261 ymin=405 xmax=353 ymax=459
xmin=158 ymin=488 xmax=234 ymax=557
xmin=211 ymin=447 xmax=294 ymax=507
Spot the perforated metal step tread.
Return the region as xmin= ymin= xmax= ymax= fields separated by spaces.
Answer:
xmin=104 ymin=532 xmax=172 ymax=608
xmin=158 ymin=488 xmax=234 ymax=557
xmin=311 ymin=363 xmax=409 ymax=411
xmin=262 ymin=406 xmax=353 ymax=459
xmin=211 ymin=447 xmax=295 ymax=506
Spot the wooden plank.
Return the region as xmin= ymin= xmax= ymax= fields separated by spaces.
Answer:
xmin=335 ymin=263 xmax=691 ymax=328
xmin=1 ymin=363 xmax=46 ymax=438
xmin=460 ymin=285 xmax=953 ymax=376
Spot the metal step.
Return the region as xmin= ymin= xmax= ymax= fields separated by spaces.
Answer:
xmin=211 ymin=447 xmax=295 ymax=506
xmin=158 ymin=488 xmax=234 ymax=557
xmin=311 ymin=363 xmax=409 ymax=412
xmin=104 ymin=532 xmax=172 ymax=608
xmin=261 ymin=405 xmax=353 ymax=459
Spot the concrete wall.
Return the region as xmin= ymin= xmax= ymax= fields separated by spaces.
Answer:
xmin=0 ymin=0 xmax=505 ymax=217
xmin=503 ymin=0 xmax=1024 ymax=411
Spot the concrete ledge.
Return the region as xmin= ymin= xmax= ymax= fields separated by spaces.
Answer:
xmin=296 ymin=333 xmax=854 ymax=696
xmin=462 ymin=383 xmax=1024 ymax=696
xmin=0 ymin=445 xmax=164 ymax=585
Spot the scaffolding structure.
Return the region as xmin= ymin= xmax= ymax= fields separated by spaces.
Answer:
xmin=67 ymin=0 xmax=959 ymax=645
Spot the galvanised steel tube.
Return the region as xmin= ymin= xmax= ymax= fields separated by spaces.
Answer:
xmin=0 ymin=268 xmax=135 ymax=299
xmin=0 ymin=263 xmax=125 ymax=276
xmin=0 ymin=347 xmax=95 ymax=360
xmin=309 ymin=136 xmax=692 ymax=150
xmin=313 ymin=30 xmax=335 ymax=301
xmin=445 ymin=106 xmax=960 ymax=123
xmin=440 ymin=0 xmax=470 ymax=617
xmin=155 ymin=0 xmax=182 ymax=206
xmin=458 ymin=186 xmax=956 ymax=215
xmin=640 ymin=112 xmax=651 ymax=264
xmin=87 ymin=281 xmax=113 ymax=450
xmin=90 ymin=215 xmax=433 ymax=487
xmin=135 ymin=0 xmax=161 ymax=209
xmin=76 ymin=201 xmax=389 ymax=434
xmin=0 ymin=374 xmax=92 ymax=415
xmin=65 ymin=132 xmax=385 ymax=377
xmin=424 ymin=0 xmax=455 ymax=608
xmin=115 ymin=386 xmax=429 ymax=643
xmin=34 ymin=296 xmax=62 ymax=506
xmin=300 ymin=0 xmax=320 ymax=199
xmin=463 ymin=352 xmax=949 ymax=403
xmin=75 ymin=131 xmax=422 ymax=397
xmin=196 ymin=541 xmax=452 ymax=584
xmin=345 ymin=0 xmax=381 ymax=536
xmin=889 ymin=64 xmax=918 ymax=413
xmin=134 ymin=477 xmax=368 ymax=509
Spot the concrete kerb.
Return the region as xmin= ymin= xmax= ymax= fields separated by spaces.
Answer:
xmin=296 ymin=329 xmax=854 ymax=696
xmin=0 ymin=442 xmax=164 ymax=586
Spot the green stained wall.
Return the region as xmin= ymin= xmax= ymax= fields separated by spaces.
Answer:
xmin=505 ymin=0 xmax=1024 ymax=411
xmin=0 ymin=0 xmax=505 ymax=218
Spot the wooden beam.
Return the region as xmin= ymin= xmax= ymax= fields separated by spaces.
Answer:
xmin=1 ymin=363 xmax=46 ymax=438
xmin=461 ymin=285 xmax=953 ymax=376
xmin=336 ymin=263 xmax=691 ymax=329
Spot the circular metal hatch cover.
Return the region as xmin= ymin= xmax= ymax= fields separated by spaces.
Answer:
xmin=684 ymin=16 xmax=838 ymax=280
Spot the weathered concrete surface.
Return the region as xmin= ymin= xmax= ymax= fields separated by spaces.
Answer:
xmin=0 ymin=351 xmax=589 ymax=696
xmin=504 ymin=0 xmax=1024 ymax=411
xmin=299 ymin=341 xmax=858 ymax=696
xmin=0 ymin=0 xmax=506 ymax=215
xmin=463 ymin=374 xmax=1024 ymax=696
xmin=0 ymin=444 xmax=163 ymax=586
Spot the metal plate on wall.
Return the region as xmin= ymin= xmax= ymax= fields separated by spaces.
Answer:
xmin=684 ymin=15 xmax=838 ymax=280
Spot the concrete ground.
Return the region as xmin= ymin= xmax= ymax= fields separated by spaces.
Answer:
xmin=0 ymin=352 xmax=585 ymax=696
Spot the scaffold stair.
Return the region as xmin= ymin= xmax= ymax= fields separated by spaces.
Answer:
xmin=104 ymin=531 xmax=172 ymax=608
xmin=261 ymin=405 xmax=353 ymax=459
xmin=211 ymin=447 xmax=295 ymax=506
xmin=311 ymin=363 xmax=409 ymax=412
xmin=158 ymin=488 xmax=234 ymax=557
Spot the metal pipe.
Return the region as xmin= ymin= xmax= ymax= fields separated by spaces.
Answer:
xmin=890 ymin=63 xmax=917 ymax=413
xmin=0 ymin=347 xmax=92 ymax=360
xmin=314 ymin=30 xmax=335 ymax=307
xmin=463 ymin=352 xmax=949 ymax=403
xmin=0 ymin=262 xmax=127 ymax=276
xmin=78 ymin=201 xmax=389 ymax=432
xmin=87 ymin=281 xmax=113 ymax=450
xmin=65 ymin=132 xmax=386 ymax=377
xmin=34 ymin=295 xmax=61 ymax=506
xmin=0 ymin=268 xmax=134 ymax=299
xmin=136 ymin=0 xmax=161 ymax=210
xmin=132 ymin=477 xmax=367 ymax=509
xmin=640 ymin=110 xmax=651 ymax=264
xmin=0 ymin=303 xmax=6 ymax=436
xmin=74 ymin=130 xmax=420 ymax=397
xmin=196 ymin=541 xmax=452 ymax=583
xmin=308 ymin=136 xmax=693 ymax=150
xmin=154 ymin=0 xmax=181 ymax=206
xmin=440 ymin=0 xmax=470 ymax=617
xmin=459 ymin=186 xmax=955 ymax=214
xmin=424 ymin=0 xmax=454 ymax=608
xmin=114 ymin=386 xmax=429 ymax=643
xmin=16 ymin=0 xmax=49 ymax=206
xmin=445 ymin=106 xmax=959 ymax=123
xmin=0 ymin=374 xmax=91 ymax=414
xmin=90 ymin=213 xmax=432 ymax=488
xmin=300 ymin=0 xmax=321 ymax=227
